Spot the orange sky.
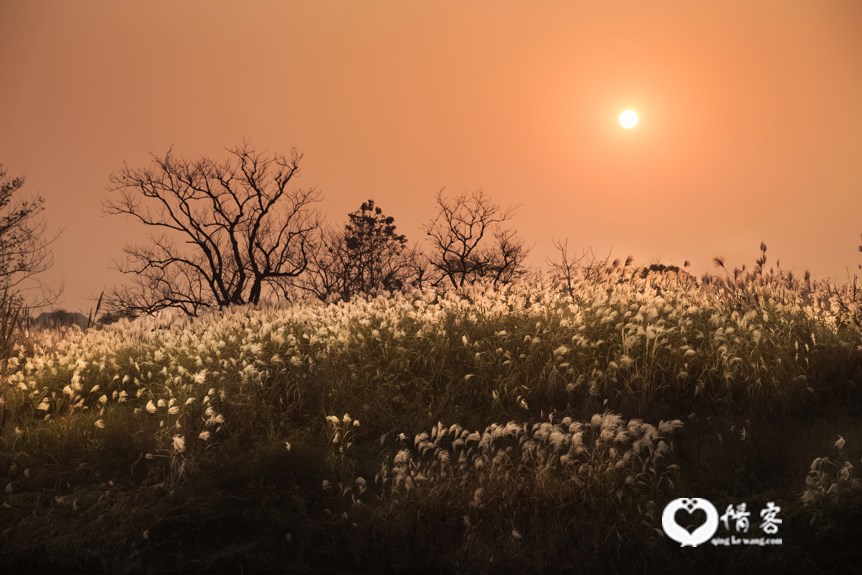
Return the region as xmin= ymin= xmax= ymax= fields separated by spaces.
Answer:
xmin=2 ymin=0 xmax=861 ymax=312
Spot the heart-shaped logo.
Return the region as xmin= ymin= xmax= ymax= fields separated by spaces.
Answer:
xmin=662 ymin=498 xmax=719 ymax=547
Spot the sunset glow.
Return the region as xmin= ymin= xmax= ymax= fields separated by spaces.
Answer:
xmin=2 ymin=3 xmax=862 ymax=573
xmin=2 ymin=2 xmax=861 ymax=311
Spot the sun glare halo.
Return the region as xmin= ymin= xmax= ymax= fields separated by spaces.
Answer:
xmin=619 ymin=109 xmax=639 ymax=129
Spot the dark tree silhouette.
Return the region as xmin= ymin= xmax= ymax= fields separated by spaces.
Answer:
xmin=342 ymin=200 xmax=410 ymax=294
xmin=104 ymin=144 xmax=322 ymax=315
xmin=547 ymin=238 xmax=589 ymax=297
xmin=0 ymin=165 xmax=59 ymax=354
xmin=0 ymin=165 xmax=54 ymax=289
xmin=424 ymin=190 xmax=527 ymax=288
xmin=302 ymin=200 xmax=418 ymax=301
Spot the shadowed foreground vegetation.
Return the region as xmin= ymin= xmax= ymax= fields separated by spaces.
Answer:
xmin=2 ymin=263 xmax=862 ymax=573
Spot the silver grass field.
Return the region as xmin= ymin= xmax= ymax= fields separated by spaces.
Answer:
xmin=1 ymin=260 xmax=861 ymax=574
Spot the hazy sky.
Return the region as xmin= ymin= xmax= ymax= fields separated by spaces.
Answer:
xmin=2 ymin=0 xmax=861 ymax=312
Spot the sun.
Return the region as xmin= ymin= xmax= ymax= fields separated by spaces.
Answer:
xmin=619 ymin=109 xmax=639 ymax=129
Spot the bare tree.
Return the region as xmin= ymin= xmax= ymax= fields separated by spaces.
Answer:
xmin=0 ymin=166 xmax=55 ymax=290
xmin=424 ymin=190 xmax=527 ymax=288
xmin=547 ymin=238 xmax=584 ymax=296
xmin=104 ymin=143 xmax=322 ymax=315
xmin=0 ymin=165 xmax=60 ymax=355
